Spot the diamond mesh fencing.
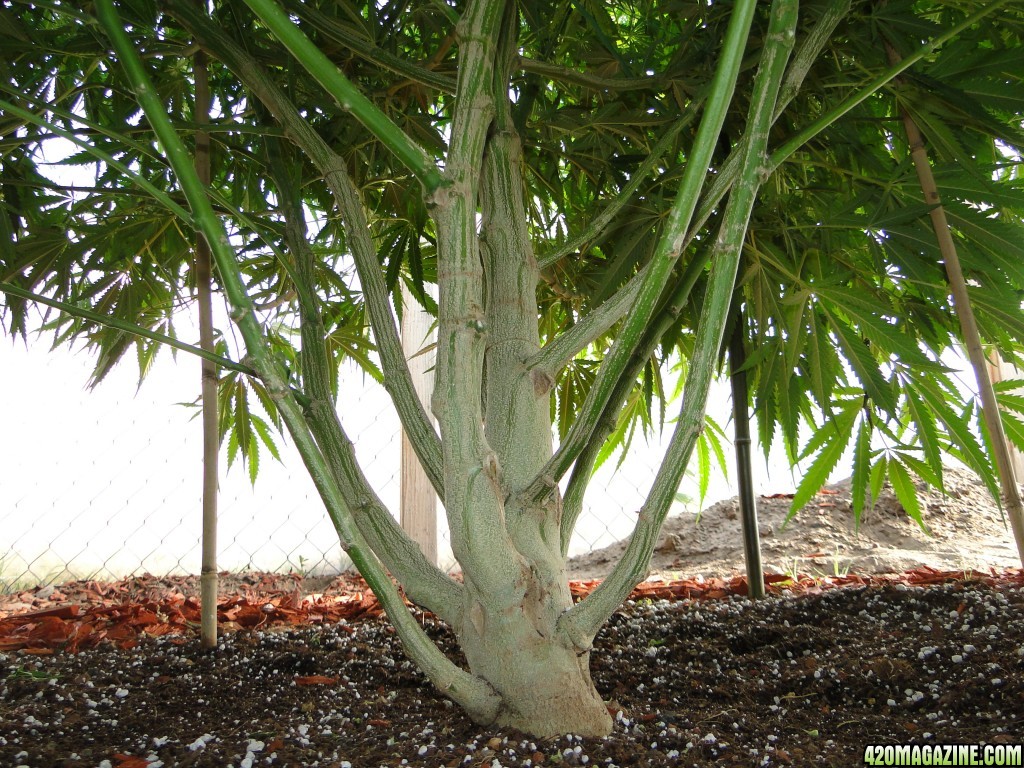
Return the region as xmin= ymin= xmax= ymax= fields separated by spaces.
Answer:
xmin=1 ymin=346 xmax=673 ymax=592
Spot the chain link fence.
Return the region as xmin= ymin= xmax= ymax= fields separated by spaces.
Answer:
xmin=1 ymin=342 xmax=704 ymax=592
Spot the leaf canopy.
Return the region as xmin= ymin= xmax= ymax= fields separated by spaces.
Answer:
xmin=1 ymin=0 xmax=1023 ymax=510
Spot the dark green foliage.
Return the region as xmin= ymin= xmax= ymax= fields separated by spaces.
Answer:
xmin=1 ymin=0 xmax=1023 ymax=517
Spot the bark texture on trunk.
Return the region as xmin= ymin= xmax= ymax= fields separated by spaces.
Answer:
xmin=458 ymin=567 xmax=612 ymax=737
xmin=430 ymin=0 xmax=616 ymax=735
xmin=156 ymin=0 xmax=786 ymax=740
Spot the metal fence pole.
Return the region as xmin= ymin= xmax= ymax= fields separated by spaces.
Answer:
xmin=729 ymin=316 xmax=764 ymax=599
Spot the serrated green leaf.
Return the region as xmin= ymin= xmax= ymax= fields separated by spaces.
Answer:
xmin=696 ymin=428 xmax=710 ymax=511
xmin=251 ymin=413 xmax=282 ymax=462
xmin=703 ymin=415 xmax=730 ymax=481
xmin=894 ymin=452 xmax=942 ymax=491
xmin=999 ymin=411 xmax=1024 ymax=456
xmin=732 ymin=336 xmax=778 ymax=375
xmin=909 ymin=376 xmax=993 ymax=485
xmin=870 ymin=454 xmax=888 ymax=506
xmin=593 ymin=386 xmax=642 ymax=474
xmin=868 ymin=200 xmax=936 ymax=230
xmin=888 ymin=459 xmax=928 ymax=534
xmin=797 ymin=396 xmax=859 ymax=462
xmin=226 ymin=421 xmax=240 ymax=468
xmin=971 ymin=401 xmax=1004 ymax=508
xmin=824 ymin=311 xmax=896 ymax=415
xmin=818 ymin=286 xmax=932 ymax=367
xmin=778 ymin=364 xmax=800 ymax=463
xmin=946 ymin=210 xmax=1024 ymax=288
xmin=249 ymin=380 xmax=282 ymax=431
xmin=755 ymin=343 xmax=781 ymax=461
xmin=248 ymin=432 xmax=260 ymax=486
xmin=905 ymin=386 xmax=943 ymax=485
xmin=786 ymin=402 xmax=858 ymax=524
xmin=934 ymin=168 xmax=1024 ymax=213
xmin=969 ymin=288 xmax=1024 ymax=343
xmin=234 ymin=383 xmax=252 ymax=469
xmin=851 ymin=415 xmax=871 ymax=529
xmin=901 ymin=100 xmax=970 ymax=167
xmin=991 ymin=375 xmax=1024 ymax=395
xmin=217 ymin=373 xmax=237 ymax=444
xmin=805 ymin=312 xmax=835 ymax=410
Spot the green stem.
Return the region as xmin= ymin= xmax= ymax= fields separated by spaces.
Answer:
xmin=95 ymin=0 xmax=500 ymax=721
xmin=265 ymin=138 xmax=463 ymax=623
xmin=241 ymin=0 xmax=444 ymax=193
xmin=559 ymin=0 xmax=799 ymax=646
xmin=285 ymin=1 xmax=456 ymax=93
xmin=328 ymin=167 xmax=446 ymax=495
xmin=523 ymin=0 xmax=758 ymax=503
xmin=775 ymin=0 xmax=850 ymax=117
xmin=517 ymin=56 xmax=666 ymax=93
xmin=558 ymin=255 xmax=708 ymax=552
xmin=528 ymin=270 xmax=646 ymax=386
xmin=0 ymin=281 xmax=253 ymax=376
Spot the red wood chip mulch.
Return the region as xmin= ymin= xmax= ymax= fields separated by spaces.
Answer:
xmin=2 ymin=567 xmax=1021 ymax=654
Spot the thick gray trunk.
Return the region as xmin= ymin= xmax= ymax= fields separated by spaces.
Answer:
xmin=436 ymin=25 xmax=617 ymax=734
xmin=457 ymin=562 xmax=613 ymax=737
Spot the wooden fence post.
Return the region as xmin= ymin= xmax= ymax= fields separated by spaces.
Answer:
xmin=400 ymin=285 xmax=438 ymax=566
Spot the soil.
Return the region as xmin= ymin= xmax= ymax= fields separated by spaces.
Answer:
xmin=2 ymin=468 xmax=1023 ymax=767
xmin=569 ymin=466 xmax=1022 ymax=580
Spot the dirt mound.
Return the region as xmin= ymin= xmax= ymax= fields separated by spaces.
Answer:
xmin=569 ymin=465 xmax=1021 ymax=579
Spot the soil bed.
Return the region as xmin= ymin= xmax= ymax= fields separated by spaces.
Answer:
xmin=2 ymin=468 xmax=1023 ymax=766
xmin=570 ymin=466 xmax=1021 ymax=580
xmin=2 ymin=572 xmax=1023 ymax=767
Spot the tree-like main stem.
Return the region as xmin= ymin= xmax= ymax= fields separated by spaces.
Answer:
xmin=459 ymin=564 xmax=612 ymax=737
xmin=11 ymin=0 xmax=1024 ymax=746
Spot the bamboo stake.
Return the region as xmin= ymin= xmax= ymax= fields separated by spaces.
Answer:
xmin=194 ymin=48 xmax=219 ymax=649
xmin=885 ymin=44 xmax=1024 ymax=567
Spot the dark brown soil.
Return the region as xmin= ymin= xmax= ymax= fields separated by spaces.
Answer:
xmin=2 ymin=574 xmax=1023 ymax=767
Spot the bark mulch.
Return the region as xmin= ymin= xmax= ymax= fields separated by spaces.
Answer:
xmin=1 ymin=568 xmax=1022 ymax=766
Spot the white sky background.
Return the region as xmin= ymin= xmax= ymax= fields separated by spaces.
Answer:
xmin=0 ymin=113 xmax=991 ymax=587
xmin=0 ymin=311 xmax=826 ymax=585
xmin=0 ymin=268 xmax=992 ymax=587
xmin=0 ymin=118 xmax=817 ymax=585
